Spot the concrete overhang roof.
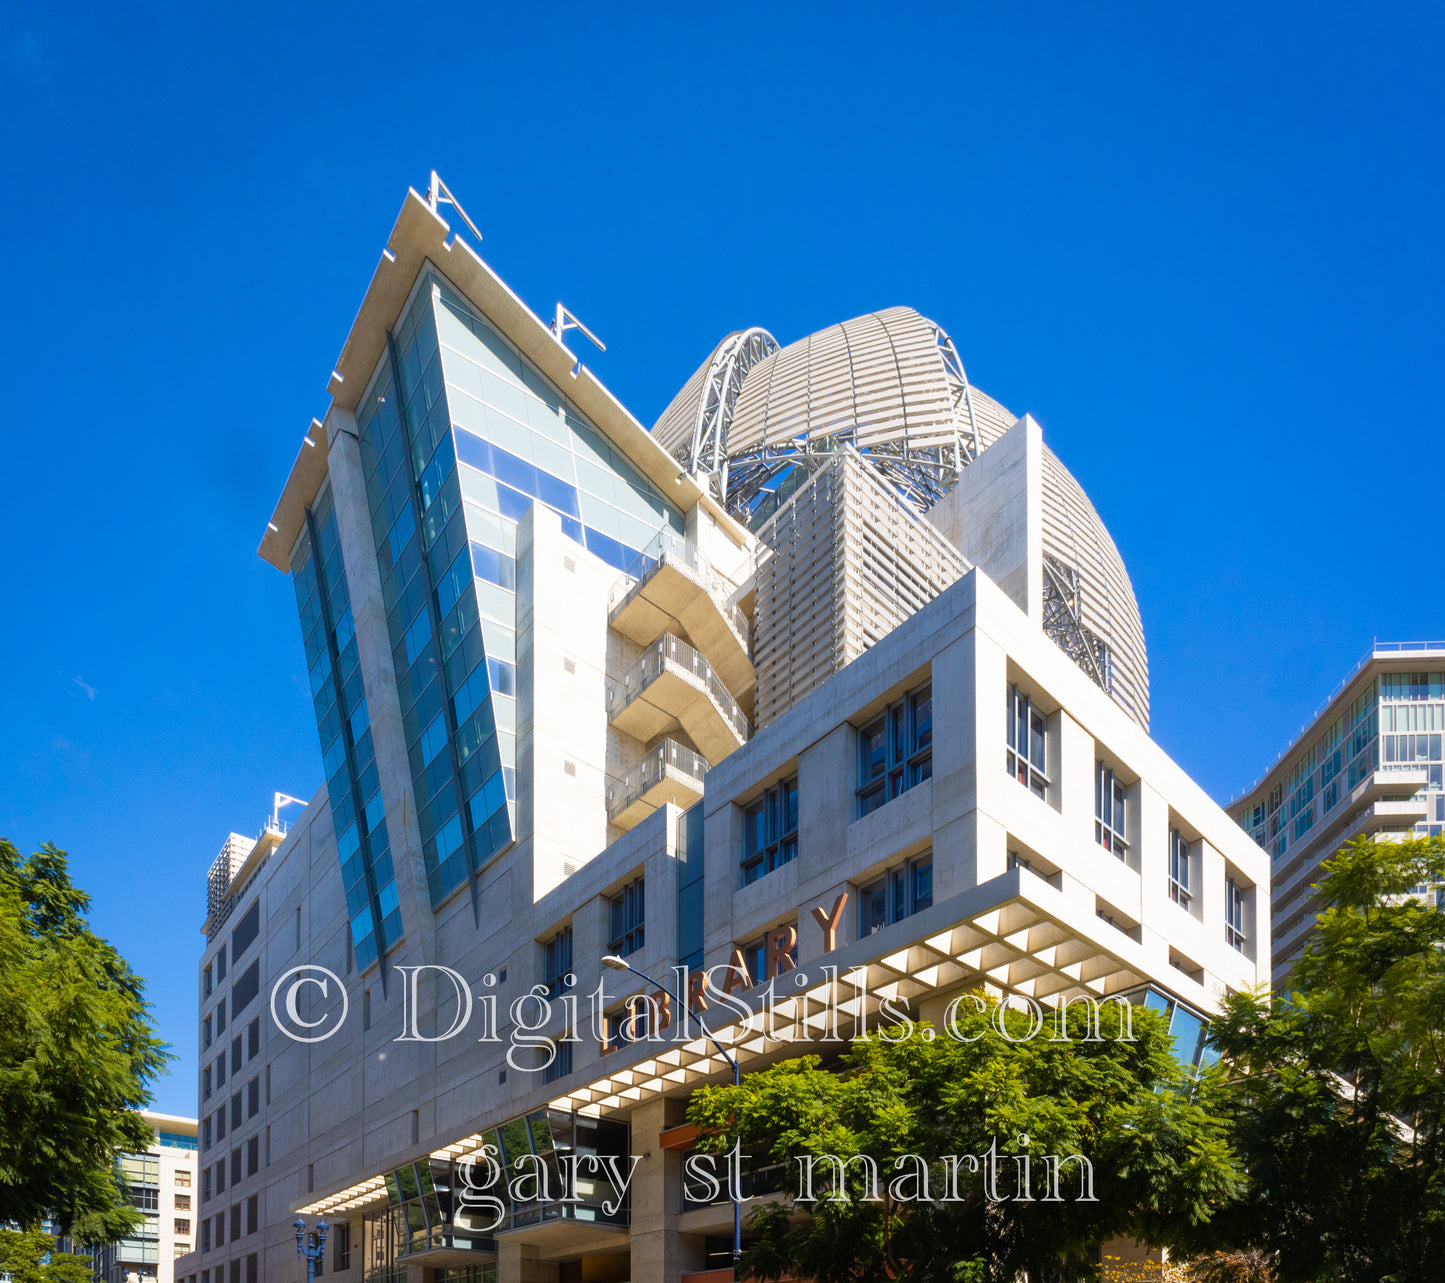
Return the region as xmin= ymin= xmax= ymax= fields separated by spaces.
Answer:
xmin=259 ymin=187 xmax=749 ymax=572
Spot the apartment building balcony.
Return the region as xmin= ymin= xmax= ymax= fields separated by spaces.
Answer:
xmin=1272 ymin=767 xmax=1432 ymax=908
xmin=1280 ymin=793 xmax=1432 ymax=904
xmin=606 ymin=738 xmax=709 ymax=830
xmin=1357 ymin=764 xmax=1431 ymax=805
xmin=1273 ymin=794 xmax=1431 ymax=967
xmin=608 ymin=535 xmax=754 ymax=692
xmin=608 ymin=633 xmax=750 ymax=763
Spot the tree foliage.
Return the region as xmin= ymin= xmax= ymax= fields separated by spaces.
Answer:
xmin=686 ymin=998 xmax=1242 ymax=1282
xmin=1203 ymin=834 xmax=1445 ymax=1283
xmin=0 ymin=839 xmax=170 ymax=1241
xmin=0 ymin=1228 xmax=95 ymax=1283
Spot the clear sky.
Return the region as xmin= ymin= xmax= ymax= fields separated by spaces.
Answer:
xmin=0 ymin=3 xmax=1440 ymax=1116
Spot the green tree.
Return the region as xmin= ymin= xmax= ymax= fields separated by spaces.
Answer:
xmin=0 ymin=1228 xmax=95 ymax=1283
xmin=0 ymin=839 xmax=170 ymax=1242
xmin=1203 ymin=834 xmax=1445 ymax=1283
xmin=686 ymin=998 xmax=1241 ymax=1282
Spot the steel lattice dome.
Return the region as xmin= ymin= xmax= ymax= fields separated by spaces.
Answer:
xmin=653 ymin=307 xmax=1150 ymax=729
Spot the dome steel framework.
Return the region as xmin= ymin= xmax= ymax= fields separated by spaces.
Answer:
xmin=652 ymin=307 xmax=1151 ymax=730
xmin=654 ymin=308 xmax=985 ymax=521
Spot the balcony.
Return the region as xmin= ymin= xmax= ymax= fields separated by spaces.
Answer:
xmin=1272 ymin=768 xmax=1432 ymax=903
xmin=606 ymin=738 xmax=708 ymax=830
xmin=608 ymin=634 xmax=750 ymax=763
xmin=609 ymin=534 xmax=753 ymax=692
xmin=1272 ymin=794 xmax=1433 ymax=966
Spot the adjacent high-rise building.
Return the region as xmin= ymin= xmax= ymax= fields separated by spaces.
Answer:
xmin=1230 ymin=643 xmax=1445 ymax=988
xmin=177 ymin=178 xmax=1269 ymax=1283
xmin=87 ymin=1110 xmax=198 ymax=1283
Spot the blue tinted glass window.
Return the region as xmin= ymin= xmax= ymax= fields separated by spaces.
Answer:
xmin=1169 ymin=1005 xmax=1206 ymax=1067
xmin=534 ymin=470 xmax=580 ymax=518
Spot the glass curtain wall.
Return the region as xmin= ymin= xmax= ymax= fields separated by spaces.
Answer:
xmin=1237 ymin=672 xmax=1445 ymax=862
xmin=292 ymin=481 xmax=401 ymax=970
xmin=355 ymin=269 xmax=683 ymax=908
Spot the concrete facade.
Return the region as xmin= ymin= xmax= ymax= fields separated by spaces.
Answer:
xmin=179 ymin=183 xmax=1270 ymax=1283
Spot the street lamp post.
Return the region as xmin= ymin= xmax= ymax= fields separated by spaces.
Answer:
xmin=600 ymin=953 xmax=743 ymax=1274
xmin=294 ymin=1217 xmax=328 ymax=1283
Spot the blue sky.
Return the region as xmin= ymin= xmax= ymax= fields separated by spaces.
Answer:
xmin=0 ymin=3 xmax=1440 ymax=1116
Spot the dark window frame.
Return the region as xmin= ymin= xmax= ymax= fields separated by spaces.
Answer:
xmin=607 ymin=876 xmax=645 ymax=957
xmin=857 ymin=682 xmax=933 ymax=815
xmin=741 ymin=776 xmax=799 ymax=885
xmin=1168 ymin=827 xmax=1193 ymax=908
xmin=856 ymin=852 xmax=935 ymax=937
xmin=542 ymin=925 xmax=573 ymax=997
xmin=1095 ymin=761 xmax=1129 ymax=858
xmin=1006 ymin=684 xmax=1049 ymax=798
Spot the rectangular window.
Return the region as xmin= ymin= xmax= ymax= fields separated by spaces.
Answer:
xmin=176 ymin=1218 xmax=191 ymax=1236
xmin=246 ymin=1018 xmax=259 ymax=1061
xmin=203 ymin=964 xmax=213 ymax=999
xmin=603 ymin=996 xmax=656 ymax=1050
xmin=230 ymin=1203 xmax=241 ymax=1241
xmin=216 ymin=1157 xmax=225 ymax=1194
xmin=246 ymin=1195 xmax=257 ymax=1235
xmin=216 ymin=1052 xmax=226 ymax=1088
xmin=543 ymin=1038 xmax=574 ymax=1084
xmin=215 ymin=997 xmax=226 ymax=1036
xmin=202 ymin=1117 xmax=212 ymax=1152
xmin=737 ymin=928 xmax=798 ymax=986
xmin=1226 ymin=877 xmax=1248 ymax=952
xmin=230 ymin=1147 xmax=241 ymax=1186
xmin=542 ymin=925 xmax=573 ymax=997
xmin=741 ymin=776 xmax=799 ymax=885
xmin=1168 ymin=827 xmax=1193 ymax=908
xmin=1095 ymin=762 xmax=1128 ymax=857
xmin=232 ymin=960 xmax=260 ymax=1015
xmin=202 ymin=1168 xmax=212 ymax=1203
xmin=176 ymin=1194 xmax=192 ymax=1211
xmin=203 ymin=1016 xmax=212 ymax=1050
xmin=230 ymin=1092 xmax=241 ymax=1130
xmin=214 ymin=1210 xmax=224 ymax=1247
xmin=856 ymin=853 xmax=934 ymax=936
xmin=608 ymin=876 xmax=645 ymax=956
xmin=215 ymin=944 xmax=227 ymax=983
xmin=231 ymin=1036 xmax=242 ymax=1075
xmin=1006 ymin=684 xmax=1049 ymax=798
xmin=201 ymin=1221 xmax=210 ymax=1253
xmin=246 ymin=1075 xmax=259 ymax=1117
xmin=175 ymin=1170 xmax=192 ymax=1188
xmin=334 ymin=1221 xmax=350 ymax=1271
xmin=857 ymin=682 xmax=933 ymax=815
xmin=231 ymin=900 xmax=260 ymax=960
xmin=203 ymin=1066 xmax=212 ymax=1101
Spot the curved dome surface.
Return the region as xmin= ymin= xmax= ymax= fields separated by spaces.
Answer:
xmin=656 ymin=307 xmax=985 ymax=514
xmin=654 ymin=310 xmax=1150 ymax=730
xmin=1040 ymin=446 xmax=1150 ymax=730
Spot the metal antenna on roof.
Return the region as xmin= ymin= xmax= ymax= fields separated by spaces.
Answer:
xmin=426 ymin=170 xmax=483 ymax=243
xmin=270 ymin=792 xmax=308 ymax=833
xmin=552 ymin=303 xmax=606 ymax=353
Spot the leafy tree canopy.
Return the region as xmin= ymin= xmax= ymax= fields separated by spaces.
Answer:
xmin=1204 ymin=834 xmax=1445 ymax=1283
xmin=0 ymin=839 xmax=170 ymax=1242
xmin=0 ymin=1228 xmax=95 ymax=1283
xmin=686 ymin=997 xmax=1242 ymax=1283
